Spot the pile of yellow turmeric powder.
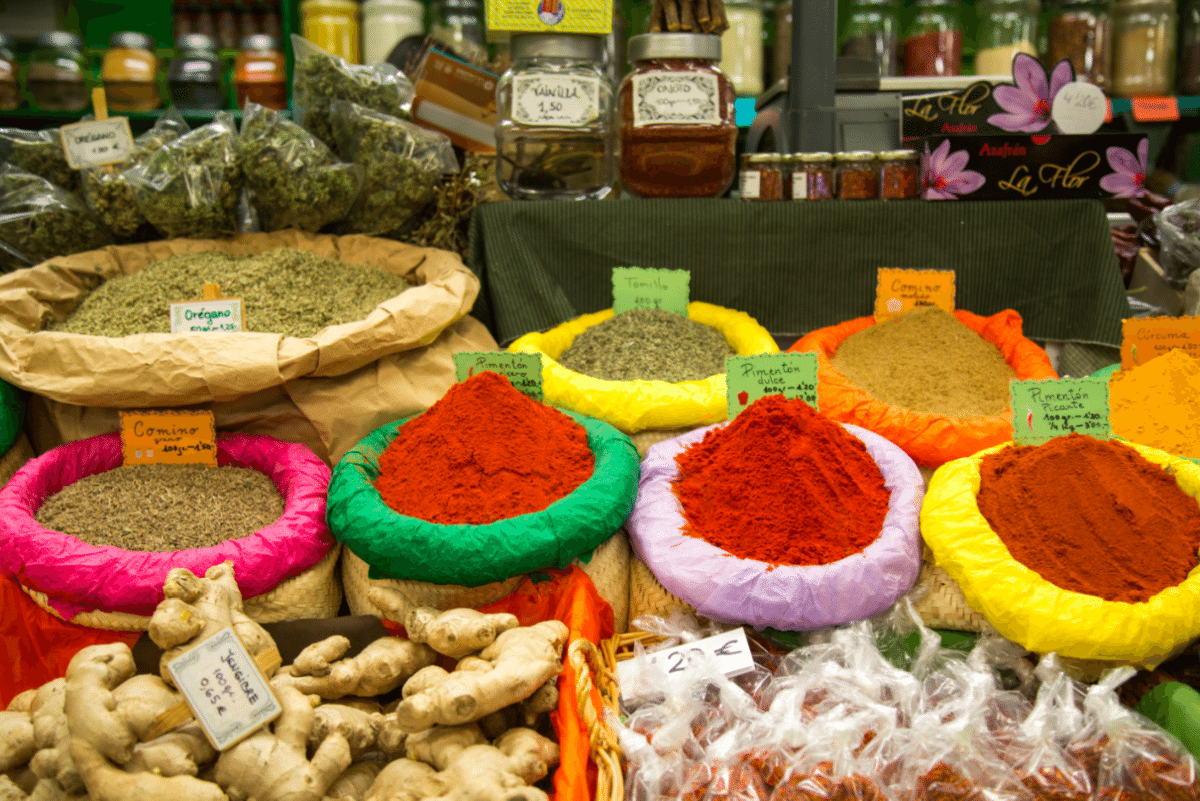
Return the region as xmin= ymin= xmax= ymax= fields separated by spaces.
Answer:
xmin=1109 ymin=349 xmax=1200 ymax=460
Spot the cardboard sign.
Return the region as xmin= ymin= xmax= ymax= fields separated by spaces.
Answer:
xmin=616 ymin=628 xmax=755 ymax=702
xmin=1120 ymin=317 xmax=1200 ymax=368
xmin=1010 ymin=377 xmax=1110 ymax=446
xmin=167 ymin=628 xmax=282 ymax=751
xmin=726 ymin=353 xmax=818 ymax=416
xmin=120 ymin=410 xmax=218 ymax=467
xmin=874 ymin=268 xmax=956 ymax=323
xmin=453 ymin=351 xmax=543 ymax=400
xmin=484 ymin=0 xmax=613 ymax=34
xmin=1051 ymin=82 xmax=1107 ymax=135
xmin=611 ymin=267 xmax=690 ymax=317
xmin=1132 ymin=96 xmax=1181 ymax=123
xmin=59 ymin=117 xmax=135 ymax=169
xmin=412 ymin=50 xmax=498 ymax=152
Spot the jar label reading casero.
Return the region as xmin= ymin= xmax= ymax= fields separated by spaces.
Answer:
xmin=512 ymin=73 xmax=601 ymax=127
xmin=631 ymin=71 xmax=721 ymax=128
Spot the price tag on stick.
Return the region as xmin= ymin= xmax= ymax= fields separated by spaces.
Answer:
xmin=166 ymin=627 xmax=282 ymax=751
xmin=615 ymin=628 xmax=755 ymax=702
xmin=1120 ymin=316 xmax=1200 ymax=368
xmin=120 ymin=410 xmax=218 ymax=467
xmin=725 ymin=353 xmax=819 ymax=415
xmin=453 ymin=351 xmax=544 ymax=400
xmin=59 ymin=88 xmax=134 ymax=170
xmin=170 ymin=283 xmax=245 ymax=333
xmin=612 ymin=266 xmax=690 ymax=317
xmin=1010 ymin=377 xmax=1110 ymax=446
xmin=874 ymin=268 xmax=956 ymax=323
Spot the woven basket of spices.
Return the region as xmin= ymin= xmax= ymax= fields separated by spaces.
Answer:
xmin=922 ymin=434 xmax=1200 ymax=669
xmin=0 ymin=432 xmax=339 ymax=629
xmin=628 ymin=395 xmax=924 ymax=630
xmin=790 ymin=308 xmax=1057 ymax=468
xmin=509 ymin=303 xmax=778 ymax=452
xmin=328 ymin=371 xmax=640 ymax=612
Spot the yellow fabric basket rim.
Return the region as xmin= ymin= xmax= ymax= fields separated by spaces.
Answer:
xmin=509 ymin=302 xmax=778 ymax=433
xmin=922 ymin=439 xmax=1200 ymax=662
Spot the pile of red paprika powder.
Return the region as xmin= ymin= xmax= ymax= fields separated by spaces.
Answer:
xmin=975 ymin=434 xmax=1200 ymax=603
xmin=373 ymin=371 xmax=595 ymax=526
xmin=671 ymin=394 xmax=891 ymax=566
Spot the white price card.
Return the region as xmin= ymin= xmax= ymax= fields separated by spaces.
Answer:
xmin=616 ymin=628 xmax=755 ymax=702
xmin=59 ymin=117 xmax=135 ymax=169
xmin=512 ymin=73 xmax=600 ymax=127
xmin=167 ymin=627 xmax=282 ymax=751
xmin=170 ymin=299 xmax=245 ymax=333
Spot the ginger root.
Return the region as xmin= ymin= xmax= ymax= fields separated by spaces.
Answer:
xmin=125 ymin=723 xmax=216 ymax=778
xmin=6 ymin=694 xmax=35 ymax=715
xmin=213 ymin=681 xmax=351 ymax=801
xmin=328 ymin=756 xmax=387 ymax=801
xmin=309 ymin=705 xmax=384 ymax=759
xmin=278 ymin=636 xmax=436 ymax=701
xmin=0 ymin=712 xmax=34 ymax=773
xmin=0 ymin=774 xmax=26 ymax=801
xmin=363 ymin=759 xmax=439 ymax=801
xmin=148 ymin=562 xmax=276 ymax=687
xmin=403 ymin=725 xmax=486 ymax=769
xmin=398 ymin=606 xmax=520 ymax=660
xmin=392 ymin=621 xmax=568 ymax=732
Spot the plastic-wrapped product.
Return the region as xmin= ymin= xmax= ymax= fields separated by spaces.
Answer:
xmin=0 ymin=165 xmax=111 ymax=271
xmin=0 ymin=127 xmax=78 ymax=192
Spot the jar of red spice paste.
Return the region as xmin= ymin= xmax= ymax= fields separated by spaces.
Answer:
xmin=739 ymin=152 xmax=783 ymax=200
xmin=792 ymin=152 xmax=834 ymax=200
xmin=903 ymin=0 xmax=963 ymax=76
xmin=618 ymin=33 xmax=738 ymax=198
xmin=878 ymin=149 xmax=919 ymax=199
xmin=836 ymin=151 xmax=878 ymax=199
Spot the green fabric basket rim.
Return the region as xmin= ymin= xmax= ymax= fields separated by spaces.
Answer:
xmin=327 ymin=407 xmax=639 ymax=586
xmin=1091 ymin=363 xmax=1200 ymax=466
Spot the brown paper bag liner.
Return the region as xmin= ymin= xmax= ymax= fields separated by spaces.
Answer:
xmin=0 ymin=433 xmax=34 ymax=488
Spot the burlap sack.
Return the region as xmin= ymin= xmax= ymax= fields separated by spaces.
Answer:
xmin=0 ymin=230 xmax=496 ymax=463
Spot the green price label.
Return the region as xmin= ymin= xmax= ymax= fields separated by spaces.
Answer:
xmin=726 ymin=353 xmax=819 ymax=416
xmin=453 ymin=352 xmax=544 ymax=401
xmin=612 ymin=267 xmax=690 ymax=317
xmin=1010 ymin=377 xmax=1110 ymax=446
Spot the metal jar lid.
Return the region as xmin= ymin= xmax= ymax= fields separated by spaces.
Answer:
xmin=241 ymin=34 xmax=281 ymax=52
xmin=835 ymin=150 xmax=877 ymax=162
xmin=36 ymin=31 xmax=83 ymax=51
xmin=627 ymin=32 xmax=721 ymax=63
xmin=176 ymin=33 xmax=218 ymax=54
xmin=797 ymin=151 xmax=834 ymax=162
xmin=511 ymin=33 xmax=605 ymax=61
xmin=110 ymin=31 xmax=155 ymax=51
xmin=748 ymin=153 xmax=777 ymax=163
xmin=878 ymin=149 xmax=918 ymax=160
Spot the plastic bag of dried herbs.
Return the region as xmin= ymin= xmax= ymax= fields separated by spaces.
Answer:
xmin=330 ymin=99 xmax=457 ymax=236
xmin=0 ymin=127 xmax=79 ymax=193
xmin=292 ymin=34 xmax=416 ymax=153
xmin=81 ymin=109 xmax=190 ymax=241
xmin=125 ymin=111 xmax=243 ymax=239
xmin=237 ymin=102 xmax=363 ymax=233
xmin=0 ymin=165 xmax=112 ymax=272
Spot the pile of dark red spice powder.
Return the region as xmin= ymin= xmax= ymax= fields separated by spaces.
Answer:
xmin=374 ymin=371 xmax=595 ymax=525
xmin=671 ymin=395 xmax=890 ymax=565
xmin=975 ymin=434 xmax=1200 ymax=603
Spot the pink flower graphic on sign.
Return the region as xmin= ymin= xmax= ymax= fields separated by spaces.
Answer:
xmin=1098 ymin=137 xmax=1150 ymax=198
xmin=988 ymin=53 xmax=1074 ymax=133
xmin=921 ymin=140 xmax=986 ymax=200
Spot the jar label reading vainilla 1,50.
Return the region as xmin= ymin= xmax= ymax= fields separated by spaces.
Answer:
xmin=512 ymin=74 xmax=601 ymax=127
xmin=631 ymin=71 xmax=721 ymax=127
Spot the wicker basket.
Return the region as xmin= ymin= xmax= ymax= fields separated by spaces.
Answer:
xmin=628 ymin=556 xmax=695 ymax=624
xmin=630 ymin=428 xmax=699 ymax=458
xmin=568 ymin=638 xmax=625 ymax=801
xmin=908 ymin=550 xmax=990 ymax=633
xmin=20 ymin=543 xmax=344 ymax=631
xmin=343 ymin=532 xmax=632 ymax=629
xmin=0 ymin=433 xmax=34 ymax=488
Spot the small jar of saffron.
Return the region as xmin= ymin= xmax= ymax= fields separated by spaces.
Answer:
xmin=740 ymin=153 xmax=783 ymax=200
xmin=836 ymin=151 xmax=878 ymax=199
xmin=878 ymin=149 xmax=919 ymax=199
xmin=792 ymin=152 xmax=834 ymax=200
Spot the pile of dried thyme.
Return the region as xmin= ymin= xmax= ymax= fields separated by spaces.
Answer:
xmin=35 ymin=464 xmax=284 ymax=552
xmin=50 ymin=247 xmax=413 ymax=338
xmin=557 ymin=309 xmax=735 ymax=383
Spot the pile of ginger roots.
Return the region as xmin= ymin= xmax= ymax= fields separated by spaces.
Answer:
xmin=0 ymin=561 xmax=570 ymax=801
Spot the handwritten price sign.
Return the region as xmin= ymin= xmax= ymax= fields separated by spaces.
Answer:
xmin=615 ymin=628 xmax=755 ymax=702
xmin=1010 ymin=377 xmax=1110 ymax=446
xmin=874 ymin=268 xmax=955 ymax=323
xmin=725 ymin=353 xmax=818 ymax=416
xmin=1120 ymin=316 xmax=1200 ymax=368
xmin=453 ymin=351 xmax=543 ymax=400
xmin=120 ymin=410 xmax=217 ymax=467
xmin=612 ymin=266 xmax=690 ymax=317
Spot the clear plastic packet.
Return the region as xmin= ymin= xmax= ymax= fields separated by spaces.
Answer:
xmin=125 ymin=111 xmax=243 ymax=239
xmin=0 ymin=164 xmax=112 ymax=272
xmin=291 ymin=34 xmax=416 ymax=152
xmin=328 ymin=98 xmax=457 ymax=237
xmin=236 ymin=101 xmax=362 ymax=232
xmin=81 ymin=109 xmax=190 ymax=240
xmin=1081 ymin=667 xmax=1200 ymax=801
xmin=1156 ymin=199 xmax=1200 ymax=288
xmin=769 ymin=710 xmax=892 ymax=801
xmin=0 ymin=127 xmax=78 ymax=193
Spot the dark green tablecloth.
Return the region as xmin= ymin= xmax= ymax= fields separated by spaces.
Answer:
xmin=467 ymin=199 xmax=1130 ymax=350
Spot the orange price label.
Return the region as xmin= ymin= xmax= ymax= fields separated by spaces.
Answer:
xmin=874 ymin=268 xmax=956 ymax=323
xmin=1104 ymin=98 xmax=1113 ymax=124
xmin=1120 ymin=316 xmax=1200 ymax=368
xmin=120 ymin=410 xmax=218 ymax=467
xmin=1131 ymin=96 xmax=1180 ymax=123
